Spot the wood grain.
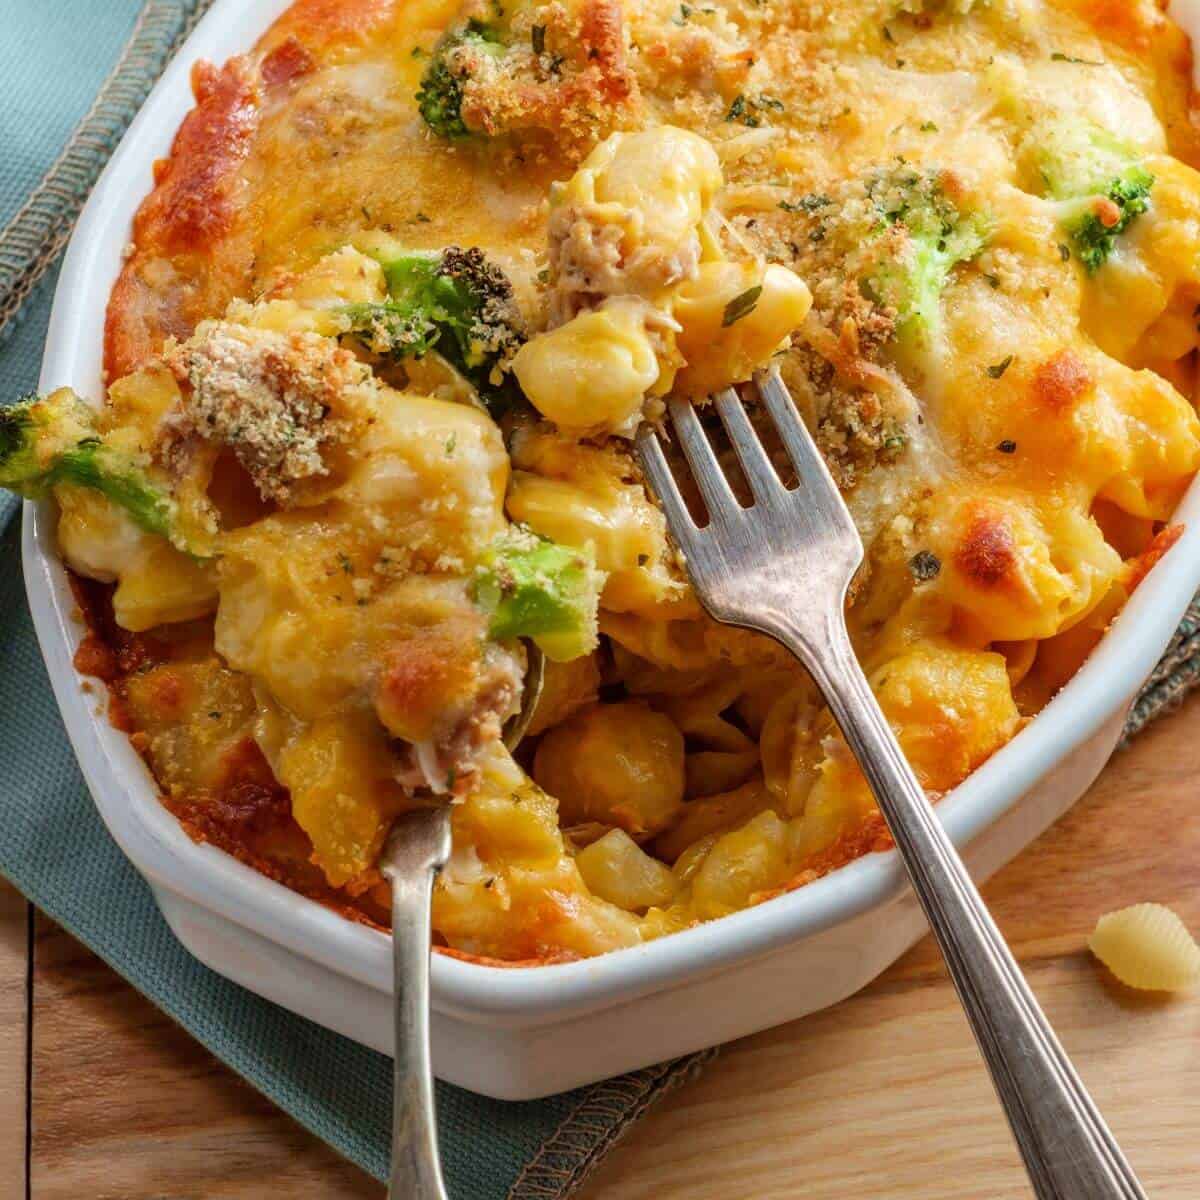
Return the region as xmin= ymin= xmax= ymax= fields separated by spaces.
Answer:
xmin=0 ymin=881 xmax=28 ymax=1200
xmin=11 ymin=695 xmax=1200 ymax=1198
xmin=28 ymin=919 xmax=382 ymax=1200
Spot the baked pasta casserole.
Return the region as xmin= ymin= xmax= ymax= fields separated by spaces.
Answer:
xmin=5 ymin=0 xmax=1200 ymax=962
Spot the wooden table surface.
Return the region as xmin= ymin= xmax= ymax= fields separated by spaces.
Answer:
xmin=2 ymin=697 xmax=1198 ymax=1199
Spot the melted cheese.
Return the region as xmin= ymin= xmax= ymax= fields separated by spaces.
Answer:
xmin=74 ymin=0 xmax=1200 ymax=961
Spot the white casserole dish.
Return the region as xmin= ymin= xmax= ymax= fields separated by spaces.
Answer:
xmin=22 ymin=0 xmax=1200 ymax=1101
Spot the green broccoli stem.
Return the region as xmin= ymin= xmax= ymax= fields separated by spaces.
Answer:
xmin=473 ymin=527 xmax=604 ymax=662
xmin=0 ymin=392 xmax=186 ymax=548
xmin=858 ymin=165 xmax=990 ymax=344
xmin=53 ymin=442 xmax=177 ymax=540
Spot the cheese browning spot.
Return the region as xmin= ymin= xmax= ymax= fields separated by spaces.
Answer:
xmin=955 ymin=509 xmax=1017 ymax=589
xmin=61 ymin=0 xmax=1200 ymax=962
xmin=1031 ymin=350 xmax=1093 ymax=412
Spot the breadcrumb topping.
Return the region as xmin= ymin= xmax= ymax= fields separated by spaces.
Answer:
xmin=163 ymin=322 xmax=371 ymax=503
xmin=454 ymin=0 xmax=641 ymax=155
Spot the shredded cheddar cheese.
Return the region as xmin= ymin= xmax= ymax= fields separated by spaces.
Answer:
xmin=27 ymin=0 xmax=1198 ymax=962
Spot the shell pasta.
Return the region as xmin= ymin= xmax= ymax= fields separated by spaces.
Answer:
xmin=5 ymin=0 xmax=1199 ymax=963
xmin=1090 ymin=904 xmax=1200 ymax=992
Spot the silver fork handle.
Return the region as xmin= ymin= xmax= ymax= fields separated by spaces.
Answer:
xmin=782 ymin=611 xmax=1146 ymax=1200
xmin=389 ymin=851 xmax=450 ymax=1200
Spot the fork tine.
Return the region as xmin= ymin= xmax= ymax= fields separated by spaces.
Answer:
xmin=713 ymin=387 xmax=783 ymax=505
xmin=755 ymin=368 xmax=828 ymax=484
xmin=668 ymin=398 xmax=739 ymax=522
xmin=634 ymin=423 xmax=698 ymax=543
xmin=755 ymin=368 xmax=857 ymax=536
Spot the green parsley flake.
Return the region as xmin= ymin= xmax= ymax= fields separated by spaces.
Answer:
xmin=722 ymin=286 xmax=763 ymax=327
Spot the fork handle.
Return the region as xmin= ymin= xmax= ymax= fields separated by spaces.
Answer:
xmin=787 ymin=614 xmax=1146 ymax=1200
xmin=387 ymin=815 xmax=452 ymax=1200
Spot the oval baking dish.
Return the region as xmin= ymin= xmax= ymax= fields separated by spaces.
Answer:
xmin=21 ymin=0 xmax=1200 ymax=1099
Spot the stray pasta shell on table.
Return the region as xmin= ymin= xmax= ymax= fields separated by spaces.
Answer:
xmin=1088 ymin=903 xmax=1200 ymax=991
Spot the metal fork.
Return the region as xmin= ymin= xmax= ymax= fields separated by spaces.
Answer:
xmin=380 ymin=806 xmax=453 ymax=1200
xmin=379 ymin=649 xmax=545 ymax=1200
xmin=635 ymin=369 xmax=1147 ymax=1200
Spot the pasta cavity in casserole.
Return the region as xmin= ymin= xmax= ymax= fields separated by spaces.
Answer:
xmin=6 ymin=0 xmax=1200 ymax=961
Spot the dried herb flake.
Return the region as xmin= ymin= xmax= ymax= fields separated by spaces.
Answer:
xmin=725 ymin=94 xmax=762 ymax=126
xmin=778 ymin=193 xmax=832 ymax=214
xmin=722 ymin=285 xmax=763 ymax=327
xmin=909 ymin=550 xmax=941 ymax=582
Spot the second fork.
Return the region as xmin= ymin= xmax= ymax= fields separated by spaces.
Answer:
xmin=636 ymin=369 xmax=1147 ymax=1200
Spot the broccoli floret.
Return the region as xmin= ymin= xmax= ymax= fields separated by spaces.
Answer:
xmin=1036 ymin=120 xmax=1143 ymax=200
xmin=0 ymin=390 xmax=94 ymax=489
xmin=1067 ymin=170 xmax=1153 ymax=272
xmin=1034 ymin=119 xmax=1154 ymax=273
xmin=857 ymin=165 xmax=990 ymax=342
xmin=416 ymin=24 xmax=506 ymax=139
xmin=51 ymin=442 xmax=178 ymax=540
xmin=472 ymin=526 xmax=604 ymax=662
xmin=0 ymin=391 xmax=184 ymax=548
xmin=343 ymin=246 xmax=525 ymax=411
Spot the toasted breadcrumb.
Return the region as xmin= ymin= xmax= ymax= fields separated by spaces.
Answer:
xmin=163 ymin=322 xmax=372 ymax=503
xmin=456 ymin=0 xmax=641 ymax=155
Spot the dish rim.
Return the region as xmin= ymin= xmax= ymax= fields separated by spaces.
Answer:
xmin=21 ymin=0 xmax=1200 ymax=1025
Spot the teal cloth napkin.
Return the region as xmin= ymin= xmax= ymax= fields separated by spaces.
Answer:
xmin=2 ymin=4 xmax=1199 ymax=1197
xmin=0 ymin=3 xmax=711 ymax=1195
xmin=0 ymin=519 xmax=710 ymax=1194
